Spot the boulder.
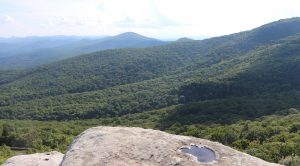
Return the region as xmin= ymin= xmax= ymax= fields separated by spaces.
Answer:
xmin=60 ymin=126 xmax=281 ymax=166
xmin=3 ymin=151 xmax=63 ymax=166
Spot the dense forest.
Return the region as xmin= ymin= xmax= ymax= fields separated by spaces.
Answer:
xmin=1 ymin=18 xmax=300 ymax=120
xmin=1 ymin=106 xmax=300 ymax=165
xmin=1 ymin=17 xmax=300 ymax=165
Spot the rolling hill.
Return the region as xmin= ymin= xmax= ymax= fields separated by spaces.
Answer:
xmin=0 ymin=17 xmax=300 ymax=120
xmin=0 ymin=32 xmax=166 ymax=69
xmin=2 ymin=17 xmax=300 ymax=165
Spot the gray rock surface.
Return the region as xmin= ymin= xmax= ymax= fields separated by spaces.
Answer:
xmin=2 ymin=151 xmax=63 ymax=166
xmin=60 ymin=126 xmax=281 ymax=166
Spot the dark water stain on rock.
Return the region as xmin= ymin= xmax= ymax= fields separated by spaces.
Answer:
xmin=180 ymin=145 xmax=217 ymax=163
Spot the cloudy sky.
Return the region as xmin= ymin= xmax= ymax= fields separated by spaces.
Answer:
xmin=1 ymin=0 xmax=300 ymax=39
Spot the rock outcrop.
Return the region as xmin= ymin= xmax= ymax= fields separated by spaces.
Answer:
xmin=3 ymin=126 xmax=281 ymax=166
xmin=3 ymin=151 xmax=63 ymax=166
xmin=61 ymin=126 xmax=280 ymax=166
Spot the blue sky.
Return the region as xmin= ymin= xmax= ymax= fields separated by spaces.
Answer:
xmin=1 ymin=0 xmax=300 ymax=39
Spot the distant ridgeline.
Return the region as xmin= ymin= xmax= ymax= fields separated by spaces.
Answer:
xmin=0 ymin=32 xmax=166 ymax=69
xmin=0 ymin=18 xmax=300 ymax=121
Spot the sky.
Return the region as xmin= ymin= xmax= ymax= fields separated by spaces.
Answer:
xmin=0 ymin=0 xmax=300 ymax=39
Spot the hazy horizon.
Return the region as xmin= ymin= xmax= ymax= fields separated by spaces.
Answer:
xmin=1 ymin=0 xmax=300 ymax=39
xmin=0 ymin=31 xmax=209 ymax=41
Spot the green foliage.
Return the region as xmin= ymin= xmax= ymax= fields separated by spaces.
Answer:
xmin=2 ymin=107 xmax=300 ymax=164
xmin=209 ymin=127 xmax=239 ymax=145
xmin=2 ymin=18 xmax=300 ymax=164
xmin=279 ymin=155 xmax=300 ymax=166
xmin=290 ymin=123 xmax=300 ymax=133
xmin=2 ymin=34 xmax=300 ymax=120
xmin=0 ymin=120 xmax=88 ymax=152
xmin=0 ymin=145 xmax=13 ymax=164
xmin=0 ymin=18 xmax=300 ymax=120
xmin=157 ymin=107 xmax=300 ymax=163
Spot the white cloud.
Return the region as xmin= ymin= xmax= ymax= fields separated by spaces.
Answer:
xmin=154 ymin=0 xmax=300 ymax=36
xmin=0 ymin=15 xmax=15 ymax=23
xmin=56 ymin=17 xmax=86 ymax=26
xmin=115 ymin=14 xmax=181 ymax=28
xmin=1 ymin=0 xmax=300 ymax=38
xmin=41 ymin=17 xmax=92 ymax=28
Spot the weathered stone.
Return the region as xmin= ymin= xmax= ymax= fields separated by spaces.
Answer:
xmin=60 ymin=126 xmax=281 ymax=166
xmin=3 ymin=151 xmax=63 ymax=166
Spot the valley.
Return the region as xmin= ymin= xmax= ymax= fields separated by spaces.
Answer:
xmin=1 ymin=17 xmax=300 ymax=165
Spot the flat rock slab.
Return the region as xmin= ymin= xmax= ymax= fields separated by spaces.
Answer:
xmin=3 ymin=151 xmax=63 ymax=166
xmin=60 ymin=126 xmax=281 ymax=166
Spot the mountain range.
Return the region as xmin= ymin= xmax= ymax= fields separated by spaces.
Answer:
xmin=1 ymin=17 xmax=300 ymax=164
xmin=0 ymin=32 xmax=166 ymax=69
xmin=0 ymin=17 xmax=299 ymax=120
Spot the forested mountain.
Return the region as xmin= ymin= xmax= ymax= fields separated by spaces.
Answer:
xmin=2 ymin=17 xmax=300 ymax=165
xmin=0 ymin=17 xmax=300 ymax=120
xmin=0 ymin=32 xmax=166 ymax=69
